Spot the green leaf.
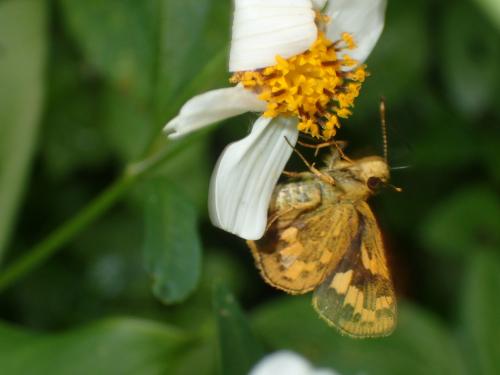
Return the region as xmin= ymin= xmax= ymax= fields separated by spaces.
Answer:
xmin=0 ymin=0 xmax=47 ymax=261
xmin=474 ymin=0 xmax=500 ymax=30
xmin=154 ymin=249 xmax=252 ymax=332
xmin=420 ymin=185 xmax=500 ymax=257
xmin=173 ymin=338 xmax=218 ymax=375
xmin=155 ymin=0 xmax=230 ymax=125
xmin=213 ymin=283 xmax=265 ymax=375
xmin=59 ymin=0 xmax=157 ymax=102
xmin=460 ymin=252 xmax=500 ymax=375
xmin=143 ymin=180 xmax=202 ymax=304
xmin=60 ymin=0 xmax=229 ymax=127
xmin=41 ymin=43 xmax=111 ymax=179
xmin=0 ymin=318 xmax=188 ymax=375
xmin=59 ymin=0 xmax=229 ymax=165
xmin=159 ymin=47 xmax=229 ymax=131
xmin=156 ymin=0 xmax=214 ymax=100
xmin=151 ymin=135 xmax=211 ymax=213
xmin=441 ymin=2 xmax=500 ymax=117
xmin=253 ymin=297 xmax=467 ymax=375
xmin=102 ymin=86 xmax=156 ymax=162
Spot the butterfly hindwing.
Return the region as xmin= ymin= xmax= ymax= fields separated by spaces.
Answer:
xmin=248 ymin=184 xmax=360 ymax=294
xmin=312 ymin=201 xmax=396 ymax=338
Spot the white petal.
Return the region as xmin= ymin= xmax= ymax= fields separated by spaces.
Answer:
xmin=249 ymin=351 xmax=340 ymax=375
xmin=314 ymin=371 xmax=340 ymax=375
xmin=209 ymin=116 xmax=298 ymax=240
xmin=163 ymin=86 xmax=266 ymax=139
xmin=325 ymin=0 xmax=387 ymax=64
xmin=229 ymin=0 xmax=317 ymax=72
xmin=249 ymin=351 xmax=312 ymax=375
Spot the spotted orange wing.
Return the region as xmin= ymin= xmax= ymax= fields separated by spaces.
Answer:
xmin=312 ymin=201 xmax=397 ymax=338
xmin=247 ymin=193 xmax=360 ymax=294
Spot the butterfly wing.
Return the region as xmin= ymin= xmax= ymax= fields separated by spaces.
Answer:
xmin=248 ymin=184 xmax=360 ymax=294
xmin=312 ymin=201 xmax=396 ymax=338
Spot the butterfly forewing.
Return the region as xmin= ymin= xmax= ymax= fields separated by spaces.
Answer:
xmin=312 ymin=201 xmax=396 ymax=338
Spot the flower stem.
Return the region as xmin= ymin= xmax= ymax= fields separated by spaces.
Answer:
xmin=0 ymin=129 xmax=209 ymax=293
xmin=0 ymin=175 xmax=133 ymax=293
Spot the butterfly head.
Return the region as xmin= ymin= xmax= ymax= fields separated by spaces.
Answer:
xmin=351 ymin=156 xmax=390 ymax=192
xmin=356 ymin=156 xmax=389 ymax=190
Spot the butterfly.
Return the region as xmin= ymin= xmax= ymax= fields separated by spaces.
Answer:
xmin=247 ymin=142 xmax=397 ymax=338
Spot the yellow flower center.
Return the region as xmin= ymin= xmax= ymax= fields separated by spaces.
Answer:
xmin=230 ymin=32 xmax=367 ymax=140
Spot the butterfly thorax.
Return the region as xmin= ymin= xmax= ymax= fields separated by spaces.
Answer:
xmin=271 ymin=179 xmax=326 ymax=212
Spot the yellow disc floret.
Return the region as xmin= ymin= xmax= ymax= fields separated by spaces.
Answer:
xmin=230 ymin=32 xmax=367 ymax=140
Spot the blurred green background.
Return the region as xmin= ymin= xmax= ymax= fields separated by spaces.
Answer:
xmin=0 ymin=0 xmax=499 ymax=374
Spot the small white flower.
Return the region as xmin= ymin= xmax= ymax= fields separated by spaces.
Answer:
xmin=164 ymin=0 xmax=387 ymax=240
xmin=249 ymin=351 xmax=340 ymax=375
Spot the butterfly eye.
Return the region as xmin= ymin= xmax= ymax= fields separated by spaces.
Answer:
xmin=367 ymin=177 xmax=382 ymax=190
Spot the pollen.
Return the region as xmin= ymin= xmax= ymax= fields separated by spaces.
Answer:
xmin=230 ymin=32 xmax=367 ymax=140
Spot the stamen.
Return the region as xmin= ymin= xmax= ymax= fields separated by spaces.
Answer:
xmin=341 ymin=32 xmax=357 ymax=50
xmin=231 ymin=32 xmax=367 ymax=140
xmin=271 ymin=89 xmax=287 ymax=97
xmin=321 ymin=61 xmax=340 ymax=67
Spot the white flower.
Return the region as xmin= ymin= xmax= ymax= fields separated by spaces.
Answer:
xmin=164 ymin=0 xmax=387 ymax=240
xmin=249 ymin=351 xmax=340 ymax=375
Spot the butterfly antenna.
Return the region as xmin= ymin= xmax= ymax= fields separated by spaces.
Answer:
xmin=380 ymin=99 xmax=403 ymax=193
xmin=380 ymin=97 xmax=389 ymax=163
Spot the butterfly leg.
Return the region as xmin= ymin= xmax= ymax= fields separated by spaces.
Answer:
xmin=298 ymin=140 xmax=335 ymax=157
xmin=332 ymin=141 xmax=354 ymax=164
xmin=284 ymin=137 xmax=336 ymax=186
xmin=266 ymin=207 xmax=296 ymax=231
xmin=297 ymin=139 xmax=353 ymax=162
xmin=282 ymin=171 xmax=314 ymax=179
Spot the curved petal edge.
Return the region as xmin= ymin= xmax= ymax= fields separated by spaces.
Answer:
xmin=325 ymin=0 xmax=387 ymax=64
xmin=209 ymin=116 xmax=299 ymax=240
xmin=164 ymin=86 xmax=266 ymax=139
